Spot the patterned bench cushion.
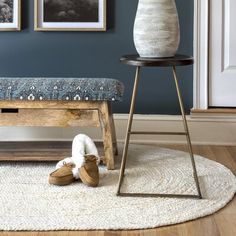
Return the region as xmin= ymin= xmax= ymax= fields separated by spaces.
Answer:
xmin=0 ymin=78 xmax=124 ymax=101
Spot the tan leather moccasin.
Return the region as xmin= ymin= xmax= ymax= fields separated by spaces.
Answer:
xmin=49 ymin=163 xmax=75 ymax=186
xmin=79 ymin=155 xmax=99 ymax=187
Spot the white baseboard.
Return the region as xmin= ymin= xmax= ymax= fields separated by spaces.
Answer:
xmin=1 ymin=114 xmax=236 ymax=145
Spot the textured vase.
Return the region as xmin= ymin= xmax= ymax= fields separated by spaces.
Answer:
xmin=133 ymin=0 xmax=180 ymax=58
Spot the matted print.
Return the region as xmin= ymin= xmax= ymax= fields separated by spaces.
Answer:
xmin=0 ymin=0 xmax=21 ymax=31
xmin=35 ymin=0 xmax=106 ymax=31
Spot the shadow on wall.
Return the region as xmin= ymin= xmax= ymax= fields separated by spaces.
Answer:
xmin=21 ymin=0 xmax=29 ymax=30
xmin=107 ymin=0 xmax=115 ymax=30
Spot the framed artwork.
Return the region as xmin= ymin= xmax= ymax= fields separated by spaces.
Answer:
xmin=34 ymin=0 xmax=106 ymax=31
xmin=0 ymin=0 xmax=21 ymax=31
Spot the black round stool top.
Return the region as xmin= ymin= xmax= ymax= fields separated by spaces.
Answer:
xmin=120 ymin=54 xmax=194 ymax=67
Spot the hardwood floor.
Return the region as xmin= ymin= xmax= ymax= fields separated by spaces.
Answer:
xmin=0 ymin=142 xmax=235 ymax=236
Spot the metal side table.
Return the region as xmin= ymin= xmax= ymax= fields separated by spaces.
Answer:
xmin=116 ymin=54 xmax=202 ymax=199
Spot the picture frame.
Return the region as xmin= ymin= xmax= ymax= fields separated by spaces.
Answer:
xmin=0 ymin=0 xmax=21 ymax=31
xmin=34 ymin=0 xmax=106 ymax=31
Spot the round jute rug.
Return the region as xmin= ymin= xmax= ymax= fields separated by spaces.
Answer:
xmin=0 ymin=145 xmax=235 ymax=231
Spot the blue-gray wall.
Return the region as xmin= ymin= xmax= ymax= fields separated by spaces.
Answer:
xmin=0 ymin=0 xmax=194 ymax=114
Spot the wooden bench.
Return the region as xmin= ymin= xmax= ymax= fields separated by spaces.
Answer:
xmin=0 ymin=78 xmax=124 ymax=170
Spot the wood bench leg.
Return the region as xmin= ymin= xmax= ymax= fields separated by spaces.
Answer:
xmin=99 ymin=101 xmax=115 ymax=170
xmin=108 ymin=102 xmax=118 ymax=156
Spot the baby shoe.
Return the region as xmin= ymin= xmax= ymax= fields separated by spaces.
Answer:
xmin=49 ymin=162 xmax=75 ymax=186
xmin=79 ymin=155 xmax=99 ymax=187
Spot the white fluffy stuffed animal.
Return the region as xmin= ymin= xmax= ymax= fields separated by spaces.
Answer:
xmin=56 ymin=134 xmax=100 ymax=179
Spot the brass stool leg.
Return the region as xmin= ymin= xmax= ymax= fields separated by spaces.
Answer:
xmin=116 ymin=66 xmax=141 ymax=195
xmin=172 ymin=66 xmax=202 ymax=199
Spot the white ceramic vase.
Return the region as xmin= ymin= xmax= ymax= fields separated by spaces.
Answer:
xmin=133 ymin=0 xmax=180 ymax=58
